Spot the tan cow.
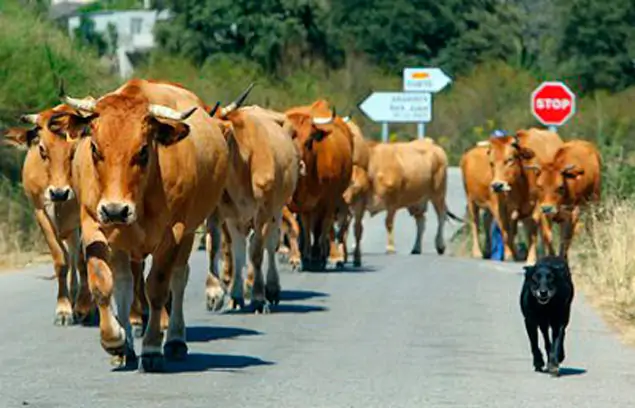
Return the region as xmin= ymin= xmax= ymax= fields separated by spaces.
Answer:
xmin=204 ymin=99 xmax=301 ymax=313
xmin=460 ymin=144 xmax=495 ymax=259
xmin=59 ymin=78 xmax=229 ymax=372
xmin=486 ymin=128 xmax=564 ymax=264
xmin=523 ymin=139 xmax=602 ymax=260
xmin=284 ymin=101 xmax=354 ymax=271
xmin=365 ymin=138 xmax=454 ymax=255
xmin=3 ymin=105 xmax=94 ymax=326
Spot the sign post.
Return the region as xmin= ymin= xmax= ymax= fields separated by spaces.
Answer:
xmin=358 ymin=92 xmax=432 ymax=142
xmin=530 ymin=81 xmax=576 ymax=132
xmin=403 ymin=67 xmax=452 ymax=139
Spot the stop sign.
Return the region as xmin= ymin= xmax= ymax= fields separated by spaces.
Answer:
xmin=530 ymin=81 xmax=576 ymax=127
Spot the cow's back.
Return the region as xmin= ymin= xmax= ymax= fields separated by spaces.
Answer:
xmin=521 ymin=128 xmax=564 ymax=164
xmin=460 ymin=145 xmax=492 ymax=208
xmin=134 ymin=80 xmax=229 ymax=232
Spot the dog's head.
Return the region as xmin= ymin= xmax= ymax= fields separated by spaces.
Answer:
xmin=523 ymin=256 xmax=570 ymax=305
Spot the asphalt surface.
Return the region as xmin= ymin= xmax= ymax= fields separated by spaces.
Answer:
xmin=1 ymin=167 xmax=635 ymax=408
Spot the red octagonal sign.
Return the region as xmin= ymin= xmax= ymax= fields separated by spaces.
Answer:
xmin=531 ymin=81 xmax=576 ymax=127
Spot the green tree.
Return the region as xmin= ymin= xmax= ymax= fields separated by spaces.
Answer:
xmin=556 ymin=0 xmax=635 ymax=94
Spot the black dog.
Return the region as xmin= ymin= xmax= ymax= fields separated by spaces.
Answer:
xmin=520 ymin=256 xmax=574 ymax=376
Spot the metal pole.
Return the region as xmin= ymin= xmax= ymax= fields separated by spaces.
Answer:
xmin=417 ymin=123 xmax=426 ymax=139
xmin=548 ymin=125 xmax=558 ymax=133
xmin=382 ymin=122 xmax=389 ymax=143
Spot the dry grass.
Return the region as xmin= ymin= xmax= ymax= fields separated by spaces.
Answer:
xmin=570 ymin=199 xmax=635 ymax=345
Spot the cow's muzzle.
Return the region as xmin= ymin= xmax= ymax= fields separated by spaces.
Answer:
xmin=47 ymin=186 xmax=73 ymax=203
xmin=98 ymin=201 xmax=136 ymax=225
xmin=490 ymin=181 xmax=511 ymax=193
xmin=541 ymin=205 xmax=557 ymax=215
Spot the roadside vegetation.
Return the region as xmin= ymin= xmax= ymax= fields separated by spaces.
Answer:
xmin=2 ymin=1 xmax=635 ymax=342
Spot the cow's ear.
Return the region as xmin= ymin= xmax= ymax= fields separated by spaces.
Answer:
xmin=149 ymin=117 xmax=191 ymax=146
xmin=3 ymin=127 xmax=39 ymax=149
xmin=216 ymin=120 xmax=233 ymax=140
xmin=562 ymin=164 xmax=584 ymax=179
xmin=517 ymin=147 xmax=535 ymax=160
xmin=48 ymin=111 xmax=98 ymax=141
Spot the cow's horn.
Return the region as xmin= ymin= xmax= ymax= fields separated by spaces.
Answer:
xmin=148 ymin=104 xmax=197 ymax=121
xmin=220 ymin=82 xmax=256 ymax=117
xmin=312 ymin=107 xmax=337 ymax=126
xmin=208 ymin=101 xmax=221 ymax=117
xmin=20 ymin=114 xmax=40 ymax=124
xmin=58 ymin=79 xmax=97 ymax=112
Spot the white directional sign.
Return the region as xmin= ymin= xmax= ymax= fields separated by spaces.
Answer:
xmin=358 ymin=92 xmax=432 ymax=123
xmin=403 ymin=67 xmax=452 ymax=93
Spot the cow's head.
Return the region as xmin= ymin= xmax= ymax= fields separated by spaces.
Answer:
xmin=284 ymin=102 xmax=339 ymax=155
xmin=2 ymin=105 xmax=86 ymax=203
xmin=524 ymin=155 xmax=583 ymax=216
xmin=487 ymin=132 xmax=535 ymax=194
xmin=58 ymin=85 xmax=197 ymax=226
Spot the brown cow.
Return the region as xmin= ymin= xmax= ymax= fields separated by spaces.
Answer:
xmin=3 ymin=105 xmax=94 ymax=326
xmin=523 ymin=139 xmax=602 ymax=260
xmin=204 ymin=99 xmax=301 ymax=313
xmin=486 ymin=128 xmax=564 ymax=264
xmin=59 ymin=78 xmax=229 ymax=372
xmin=365 ymin=138 xmax=453 ymax=255
xmin=460 ymin=143 xmax=495 ymax=259
xmin=284 ymin=101 xmax=354 ymax=271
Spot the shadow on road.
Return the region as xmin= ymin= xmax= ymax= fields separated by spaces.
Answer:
xmin=186 ymin=326 xmax=262 ymax=343
xmin=556 ymin=367 xmax=587 ymax=377
xmin=303 ymin=265 xmax=377 ymax=274
xmin=222 ymin=303 xmax=329 ymax=315
xmin=280 ymin=289 xmax=329 ymax=302
xmin=163 ymin=353 xmax=274 ymax=373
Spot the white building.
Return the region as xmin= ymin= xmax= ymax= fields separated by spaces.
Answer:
xmin=63 ymin=1 xmax=170 ymax=78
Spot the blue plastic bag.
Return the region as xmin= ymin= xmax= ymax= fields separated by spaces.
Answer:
xmin=491 ymin=220 xmax=504 ymax=261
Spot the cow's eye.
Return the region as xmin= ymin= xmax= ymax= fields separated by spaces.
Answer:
xmin=557 ymin=185 xmax=565 ymax=194
xmin=91 ymin=140 xmax=103 ymax=162
xmin=38 ymin=144 xmax=48 ymax=160
xmin=505 ymin=157 xmax=515 ymax=165
xmin=135 ymin=144 xmax=149 ymax=167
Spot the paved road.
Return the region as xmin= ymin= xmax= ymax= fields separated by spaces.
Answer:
xmin=1 ymin=168 xmax=635 ymax=408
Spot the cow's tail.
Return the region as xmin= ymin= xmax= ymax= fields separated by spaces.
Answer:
xmin=445 ymin=202 xmax=465 ymax=223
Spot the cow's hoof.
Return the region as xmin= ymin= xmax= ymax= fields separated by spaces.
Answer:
xmin=353 ymin=259 xmax=361 ymax=267
xmin=547 ymin=362 xmax=560 ymax=377
xmin=335 ymin=260 xmax=345 ymax=269
xmin=206 ymin=292 xmax=226 ymax=312
xmin=436 ymin=245 xmax=446 ymax=255
xmin=164 ymin=340 xmax=188 ymax=361
xmin=73 ymin=309 xmax=92 ymax=325
xmin=110 ymin=344 xmax=137 ymax=369
xmin=265 ymin=285 xmax=280 ymax=305
xmin=251 ymin=300 xmax=270 ymax=315
xmin=228 ymin=297 xmax=245 ymax=310
xmin=132 ymin=323 xmax=144 ymax=338
xmin=139 ymin=353 xmax=165 ymax=373
xmin=410 ymin=248 xmax=421 ymax=255
xmin=54 ymin=311 xmax=74 ymax=327
xmin=386 ymin=248 xmax=396 ymax=255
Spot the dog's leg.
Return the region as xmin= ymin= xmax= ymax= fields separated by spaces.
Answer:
xmin=539 ymin=323 xmax=551 ymax=356
xmin=524 ymin=318 xmax=544 ymax=372
xmin=549 ymin=323 xmax=566 ymax=376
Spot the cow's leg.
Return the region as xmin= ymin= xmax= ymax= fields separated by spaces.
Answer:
xmin=482 ymin=210 xmax=493 ymax=259
xmin=226 ymin=220 xmax=247 ymax=310
xmin=408 ymin=203 xmax=427 ymax=255
xmin=352 ymin=201 xmax=365 ymax=267
xmin=299 ymin=212 xmax=312 ymax=270
xmin=539 ymin=215 xmax=556 ymax=257
xmin=524 ymin=216 xmax=539 ymax=265
xmin=327 ymin=224 xmax=344 ymax=268
xmin=285 ymin=210 xmax=302 ymax=272
xmin=265 ymin=213 xmax=282 ymax=307
xmin=69 ymin=229 xmax=94 ymax=324
xmin=560 ymin=209 xmax=579 ymax=261
xmin=34 ymin=209 xmax=74 ymax=326
xmin=524 ymin=318 xmax=544 ymax=372
xmin=467 ymin=200 xmax=483 ymax=258
xmin=431 ymin=193 xmax=447 ymax=255
xmin=205 ymin=216 xmax=226 ymax=312
xmin=249 ymin=215 xmax=277 ymax=313
xmin=337 ymin=210 xmax=351 ymax=265
xmin=130 ymin=260 xmax=146 ymax=337
xmin=317 ymin=210 xmax=334 ymax=270
xmin=221 ymin=222 xmax=234 ymax=288
xmin=110 ymin=249 xmax=137 ymax=368
xmin=385 ymin=208 xmax=397 ymax=254
xmin=140 ymin=234 xmax=181 ymax=373
xmin=163 ymin=233 xmax=195 ymax=362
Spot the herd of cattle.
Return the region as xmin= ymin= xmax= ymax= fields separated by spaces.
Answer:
xmin=461 ymin=128 xmax=601 ymax=264
xmin=1 ymin=78 xmax=601 ymax=373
